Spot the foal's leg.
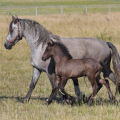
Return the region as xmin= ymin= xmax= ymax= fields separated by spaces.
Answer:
xmin=23 ymin=68 xmax=41 ymax=103
xmin=47 ymin=76 xmax=61 ymax=105
xmin=88 ymin=77 xmax=99 ymax=106
xmin=99 ymin=79 xmax=115 ymax=100
xmin=60 ymin=77 xmax=75 ymax=102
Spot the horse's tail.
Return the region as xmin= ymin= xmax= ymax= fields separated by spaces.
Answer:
xmin=107 ymin=42 xmax=120 ymax=94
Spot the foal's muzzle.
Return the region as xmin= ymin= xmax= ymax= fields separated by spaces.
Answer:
xmin=42 ymin=57 xmax=46 ymax=61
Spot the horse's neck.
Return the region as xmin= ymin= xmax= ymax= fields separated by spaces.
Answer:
xmin=23 ymin=23 xmax=40 ymax=52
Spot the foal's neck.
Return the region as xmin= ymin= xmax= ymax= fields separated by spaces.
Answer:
xmin=53 ymin=46 xmax=69 ymax=64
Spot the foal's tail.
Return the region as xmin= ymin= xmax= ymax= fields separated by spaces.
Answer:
xmin=107 ymin=42 xmax=120 ymax=94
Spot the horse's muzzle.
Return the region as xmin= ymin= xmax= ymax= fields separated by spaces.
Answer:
xmin=4 ymin=41 xmax=12 ymax=50
xmin=42 ymin=57 xmax=46 ymax=61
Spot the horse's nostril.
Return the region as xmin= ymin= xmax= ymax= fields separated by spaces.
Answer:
xmin=4 ymin=42 xmax=12 ymax=49
xmin=4 ymin=43 xmax=7 ymax=48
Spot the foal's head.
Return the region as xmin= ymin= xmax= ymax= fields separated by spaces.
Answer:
xmin=42 ymin=40 xmax=72 ymax=61
xmin=42 ymin=40 xmax=54 ymax=61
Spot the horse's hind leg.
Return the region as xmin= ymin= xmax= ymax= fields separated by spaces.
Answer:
xmin=102 ymin=59 xmax=116 ymax=85
xmin=72 ymin=78 xmax=85 ymax=103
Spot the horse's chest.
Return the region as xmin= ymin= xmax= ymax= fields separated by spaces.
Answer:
xmin=31 ymin=53 xmax=49 ymax=71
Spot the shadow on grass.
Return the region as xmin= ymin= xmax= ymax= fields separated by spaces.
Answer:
xmin=0 ymin=95 xmax=62 ymax=104
xmin=0 ymin=95 xmax=119 ymax=106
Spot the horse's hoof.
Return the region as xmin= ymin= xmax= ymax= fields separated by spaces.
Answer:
xmin=46 ymin=102 xmax=49 ymax=106
xmin=79 ymin=93 xmax=86 ymax=102
xmin=82 ymin=93 xmax=85 ymax=103
xmin=46 ymin=99 xmax=52 ymax=106
xmin=23 ymin=98 xmax=29 ymax=104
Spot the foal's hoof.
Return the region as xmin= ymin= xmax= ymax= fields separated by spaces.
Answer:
xmin=62 ymin=95 xmax=67 ymax=100
xmin=69 ymin=96 xmax=76 ymax=105
xmin=113 ymin=99 xmax=118 ymax=106
xmin=111 ymin=96 xmax=118 ymax=105
xmin=88 ymin=99 xmax=93 ymax=106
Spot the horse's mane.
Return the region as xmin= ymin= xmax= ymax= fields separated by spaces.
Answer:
xmin=53 ymin=41 xmax=73 ymax=59
xmin=18 ymin=18 xmax=61 ymax=46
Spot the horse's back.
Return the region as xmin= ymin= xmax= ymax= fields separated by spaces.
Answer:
xmin=61 ymin=37 xmax=111 ymax=63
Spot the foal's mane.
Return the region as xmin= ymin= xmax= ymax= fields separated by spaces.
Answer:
xmin=53 ymin=42 xmax=73 ymax=59
xmin=10 ymin=18 xmax=61 ymax=46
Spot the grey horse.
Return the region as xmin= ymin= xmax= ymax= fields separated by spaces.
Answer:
xmin=4 ymin=15 xmax=120 ymax=103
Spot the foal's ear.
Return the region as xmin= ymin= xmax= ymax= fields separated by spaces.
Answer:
xmin=48 ymin=40 xmax=54 ymax=46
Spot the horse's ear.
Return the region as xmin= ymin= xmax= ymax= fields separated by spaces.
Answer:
xmin=12 ymin=15 xmax=16 ymax=23
xmin=12 ymin=15 xmax=18 ymax=23
xmin=15 ymin=15 xmax=18 ymax=19
xmin=48 ymin=40 xmax=54 ymax=46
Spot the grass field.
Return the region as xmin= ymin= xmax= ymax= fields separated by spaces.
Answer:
xmin=1 ymin=13 xmax=120 ymax=119
xmin=0 ymin=0 xmax=120 ymax=15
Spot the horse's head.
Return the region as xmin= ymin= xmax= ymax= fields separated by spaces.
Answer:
xmin=42 ymin=40 xmax=54 ymax=61
xmin=4 ymin=15 xmax=22 ymax=49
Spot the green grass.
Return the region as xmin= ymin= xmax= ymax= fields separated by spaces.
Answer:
xmin=0 ymin=0 xmax=120 ymax=7
xmin=1 ymin=13 xmax=120 ymax=119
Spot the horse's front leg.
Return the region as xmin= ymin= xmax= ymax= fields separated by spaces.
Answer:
xmin=23 ymin=67 xmax=41 ymax=103
xmin=72 ymin=78 xmax=85 ymax=103
xmin=47 ymin=76 xmax=61 ymax=105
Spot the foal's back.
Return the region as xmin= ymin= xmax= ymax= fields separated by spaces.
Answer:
xmin=58 ymin=58 xmax=101 ymax=78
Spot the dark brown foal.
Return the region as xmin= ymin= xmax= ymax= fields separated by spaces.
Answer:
xmin=42 ymin=40 xmax=115 ymax=105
